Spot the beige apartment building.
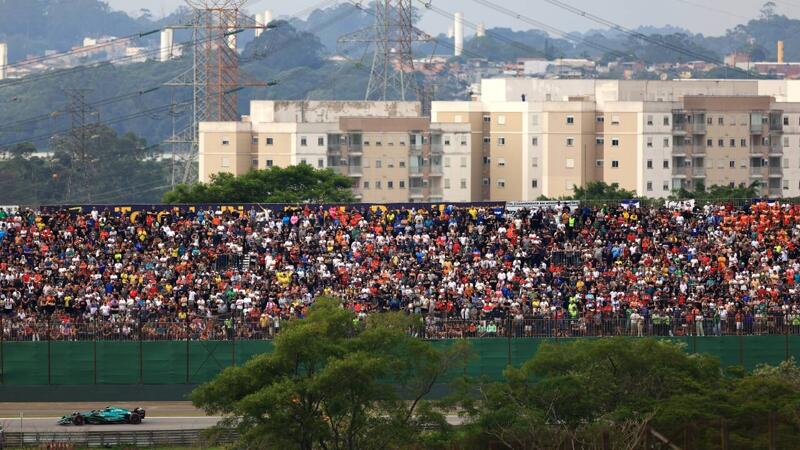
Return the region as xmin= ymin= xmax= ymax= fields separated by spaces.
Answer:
xmin=199 ymin=79 xmax=800 ymax=202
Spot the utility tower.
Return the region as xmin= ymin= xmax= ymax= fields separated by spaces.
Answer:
xmin=64 ymin=89 xmax=99 ymax=202
xmin=339 ymin=1 xmax=429 ymax=101
xmin=165 ymin=0 xmax=261 ymax=184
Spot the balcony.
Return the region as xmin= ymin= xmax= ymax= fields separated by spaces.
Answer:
xmin=692 ymin=167 xmax=706 ymax=177
xmin=409 ymin=165 xmax=423 ymax=177
xmin=691 ymin=122 xmax=706 ymax=134
xmin=751 ymin=123 xmax=765 ymax=134
xmin=672 ymin=145 xmax=687 ymax=157
xmin=769 ymin=188 xmax=783 ymax=197
xmin=348 ymin=144 xmax=363 ymax=156
xmin=346 ymin=165 xmax=363 ymax=177
xmin=410 ymin=187 xmax=424 ymax=198
xmin=769 ymin=166 xmax=783 ymax=177
xmin=672 ymin=166 xmax=689 ymax=177
xmin=430 ymin=143 xmax=444 ymax=155
xmin=770 ymin=144 xmax=784 ymax=156
xmin=429 ymin=165 xmax=444 ymax=176
xmin=750 ymin=166 xmax=765 ymax=177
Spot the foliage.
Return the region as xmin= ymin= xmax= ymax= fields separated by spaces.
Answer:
xmin=162 ymin=164 xmax=356 ymax=204
xmin=0 ymin=125 xmax=170 ymax=205
xmin=191 ymin=298 xmax=470 ymax=450
xmin=670 ymin=181 xmax=762 ymax=201
xmin=454 ymin=338 xmax=800 ymax=450
xmin=570 ymin=182 xmax=638 ymax=201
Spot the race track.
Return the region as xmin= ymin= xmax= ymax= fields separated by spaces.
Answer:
xmin=0 ymin=416 xmax=222 ymax=432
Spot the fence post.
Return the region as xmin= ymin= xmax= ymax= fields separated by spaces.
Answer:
xmin=138 ymin=318 xmax=144 ymax=385
xmin=738 ymin=334 xmax=744 ymax=368
xmin=93 ymin=317 xmax=97 ymax=385
xmin=1 ymin=313 xmax=4 ymax=385
xmin=47 ymin=319 xmax=51 ymax=385
xmin=185 ymin=319 xmax=190 ymax=384
xmin=785 ymin=329 xmax=790 ymax=362
xmin=232 ymin=319 xmax=236 ymax=367
xmin=507 ymin=316 xmax=512 ymax=367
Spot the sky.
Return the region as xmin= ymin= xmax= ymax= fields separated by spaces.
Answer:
xmin=105 ymin=0 xmax=799 ymax=36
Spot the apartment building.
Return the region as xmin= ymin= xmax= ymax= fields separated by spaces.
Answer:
xmin=200 ymin=79 xmax=800 ymax=202
xmin=199 ymin=100 xmax=472 ymax=203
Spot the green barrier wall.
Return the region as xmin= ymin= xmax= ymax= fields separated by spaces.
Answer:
xmin=0 ymin=337 xmax=793 ymax=401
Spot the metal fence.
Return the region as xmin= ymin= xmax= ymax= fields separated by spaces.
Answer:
xmin=0 ymin=428 xmax=237 ymax=448
xmin=2 ymin=316 xmax=800 ymax=342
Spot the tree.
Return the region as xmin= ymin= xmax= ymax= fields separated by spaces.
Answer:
xmin=570 ymin=181 xmax=638 ymax=201
xmin=671 ymin=181 xmax=761 ymax=201
xmin=162 ymin=164 xmax=356 ymax=204
xmin=191 ymin=298 xmax=469 ymax=450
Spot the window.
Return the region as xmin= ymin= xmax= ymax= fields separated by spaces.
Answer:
xmin=532 ymin=157 xmax=538 ymax=167
xmin=647 ymin=181 xmax=653 ymax=191
xmin=301 ymin=159 xmax=307 ymax=165
xmin=741 ymin=138 xmax=747 ymax=147
xmin=460 ymin=136 xmax=468 ymax=146
xmin=444 ymin=179 xmax=451 ymax=189
xmin=318 ymin=159 xmax=324 ymax=168
xmin=266 ymin=137 xmax=274 ymax=145
xmin=497 ymin=179 xmax=506 ymax=188
xmin=663 ymin=116 xmax=670 ymax=126
xmin=596 ymin=160 xmax=603 ymax=167
xmin=566 ymin=158 xmax=575 ymax=168
xmin=647 ymin=159 xmax=653 ymax=169
xmin=318 ymin=137 xmax=325 ymax=146
xmin=531 ymin=179 xmax=538 ymax=188
xmin=565 ymin=180 xmax=575 ymax=191
xmin=662 ymin=137 xmax=670 ymax=148
xmin=444 ymin=157 xmax=451 ymax=168
xmin=663 ymin=182 xmax=669 ymax=191
xmin=444 ymin=137 xmax=451 ymax=146
xmin=596 ymin=116 xmax=605 ymax=123
xmin=363 ymin=181 xmax=370 ymax=189
xmin=647 ymin=115 xmax=654 ymax=126
xmin=718 ymin=139 xmax=724 ymax=148
xmin=363 ymin=158 xmax=370 ymax=168
xmin=596 ymin=137 xmax=605 ymax=145
xmin=460 ymin=179 xmax=467 ymax=189
xmin=785 ymin=116 xmax=790 ymax=126
xmin=399 ymin=161 xmax=406 ymax=168
xmin=612 ymin=160 xmax=620 ymax=168
xmin=611 ymin=115 xmax=620 ymax=125
xmin=252 ymin=137 xmax=258 ymax=145
xmin=497 ymin=115 xmax=506 ymax=125
xmin=498 ymin=158 xmax=506 ymax=167
xmin=763 ymin=137 xmax=769 ymax=145
xmin=531 ymin=115 xmax=539 ymax=126
xmin=375 ymin=160 xmax=382 ymax=169
xmin=387 ymin=159 xmax=394 ymax=168
xmin=222 ymin=138 xmax=230 ymax=146
xmin=400 ymin=181 xmax=406 ymax=188
xmin=376 ymin=139 xmax=383 ymax=147
xmin=784 ymin=179 xmax=790 ymax=190
xmin=387 ymin=181 xmax=394 ymax=189
xmin=707 ymin=117 xmax=713 ymax=125
xmin=363 ymin=140 xmax=370 ymax=146
xmin=483 ymin=115 xmax=491 ymax=123
xmin=301 ymin=137 xmax=307 ymax=146
xmin=730 ymin=139 xmax=736 ymax=148
xmin=221 ymin=157 xmax=230 ymax=168
xmin=663 ymin=160 xmax=669 ymax=169
xmin=498 ymin=137 xmax=506 ymax=145
xmin=532 ymin=137 xmax=539 ymax=146
xmin=784 ymin=158 xmax=789 ymax=169
xmin=460 ymin=157 xmax=467 ymax=167
xmin=375 ymin=181 xmax=382 ymax=189
xmin=251 ymin=158 xmax=258 ymax=167
xmin=611 ymin=138 xmax=620 ymax=147
xmin=266 ymin=159 xmax=273 ymax=167
xmin=483 ymin=137 xmax=490 ymax=144
xmin=706 ymin=139 xmax=713 ymax=147
xmin=718 ymin=117 xmax=724 ymax=125
xmin=647 ymin=137 xmax=653 ymax=148
xmin=567 ymin=137 xmax=575 ymax=146
xmin=785 ymin=137 xmax=791 ymax=147
xmin=729 ymin=160 xmax=735 ymax=168
xmin=483 ymin=156 xmax=491 ymax=165
xmin=483 ymin=178 xmax=490 ymax=185
xmin=566 ymin=116 xmax=575 ymax=125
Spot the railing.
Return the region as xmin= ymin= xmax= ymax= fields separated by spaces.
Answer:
xmin=769 ymin=165 xmax=783 ymax=176
xmin=750 ymin=166 xmax=765 ymax=176
xmin=409 ymin=187 xmax=424 ymax=198
xmin=4 ymin=316 xmax=799 ymax=342
xmin=0 ymin=429 xmax=237 ymax=448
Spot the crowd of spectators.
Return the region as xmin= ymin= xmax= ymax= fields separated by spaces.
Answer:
xmin=2 ymin=200 xmax=800 ymax=341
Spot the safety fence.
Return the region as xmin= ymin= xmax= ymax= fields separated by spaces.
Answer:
xmin=0 ymin=428 xmax=237 ymax=448
xmin=2 ymin=316 xmax=799 ymax=342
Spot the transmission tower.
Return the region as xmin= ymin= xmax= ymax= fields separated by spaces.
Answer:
xmin=165 ymin=0 xmax=264 ymax=184
xmin=339 ymin=1 xmax=429 ymax=101
xmin=64 ymin=89 xmax=99 ymax=202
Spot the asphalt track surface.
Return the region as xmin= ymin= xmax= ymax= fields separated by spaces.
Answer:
xmin=0 ymin=402 xmax=221 ymax=432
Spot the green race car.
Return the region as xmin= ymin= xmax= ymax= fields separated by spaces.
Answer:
xmin=58 ymin=406 xmax=146 ymax=426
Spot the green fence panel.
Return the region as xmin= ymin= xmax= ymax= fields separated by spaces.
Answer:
xmin=789 ymin=336 xmax=800 ymax=363
xmin=694 ymin=337 xmax=742 ymax=368
xmin=96 ymin=341 xmax=140 ymax=384
xmin=188 ymin=341 xmax=234 ymax=384
xmin=142 ymin=341 xmax=187 ymax=384
xmin=2 ymin=342 xmax=49 ymax=385
xmin=50 ymin=342 xmax=94 ymax=385
xmin=741 ymin=335 xmax=786 ymax=371
xmin=235 ymin=340 xmax=273 ymax=366
xmin=510 ymin=339 xmax=541 ymax=368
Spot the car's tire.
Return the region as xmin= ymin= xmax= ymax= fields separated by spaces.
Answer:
xmin=129 ymin=413 xmax=142 ymax=425
xmin=72 ymin=415 xmax=85 ymax=426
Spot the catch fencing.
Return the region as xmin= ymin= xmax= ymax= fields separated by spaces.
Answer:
xmin=0 ymin=429 xmax=237 ymax=448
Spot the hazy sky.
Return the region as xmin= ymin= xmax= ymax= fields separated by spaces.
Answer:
xmin=105 ymin=0 xmax=797 ymax=36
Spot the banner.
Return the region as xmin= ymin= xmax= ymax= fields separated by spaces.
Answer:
xmin=0 ymin=205 xmax=20 ymax=214
xmin=506 ymin=200 xmax=580 ymax=212
xmin=665 ymin=199 xmax=695 ymax=211
xmin=619 ymin=199 xmax=640 ymax=210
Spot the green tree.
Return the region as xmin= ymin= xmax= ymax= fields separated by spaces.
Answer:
xmin=671 ymin=181 xmax=761 ymax=201
xmin=570 ymin=181 xmax=638 ymax=201
xmin=191 ymin=298 xmax=469 ymax=450
xmin=162 ymin=164 xmax=356 ymax=204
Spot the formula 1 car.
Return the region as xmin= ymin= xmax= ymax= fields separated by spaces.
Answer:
xmin=58 ymin=406 xmax=146 ymax=426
